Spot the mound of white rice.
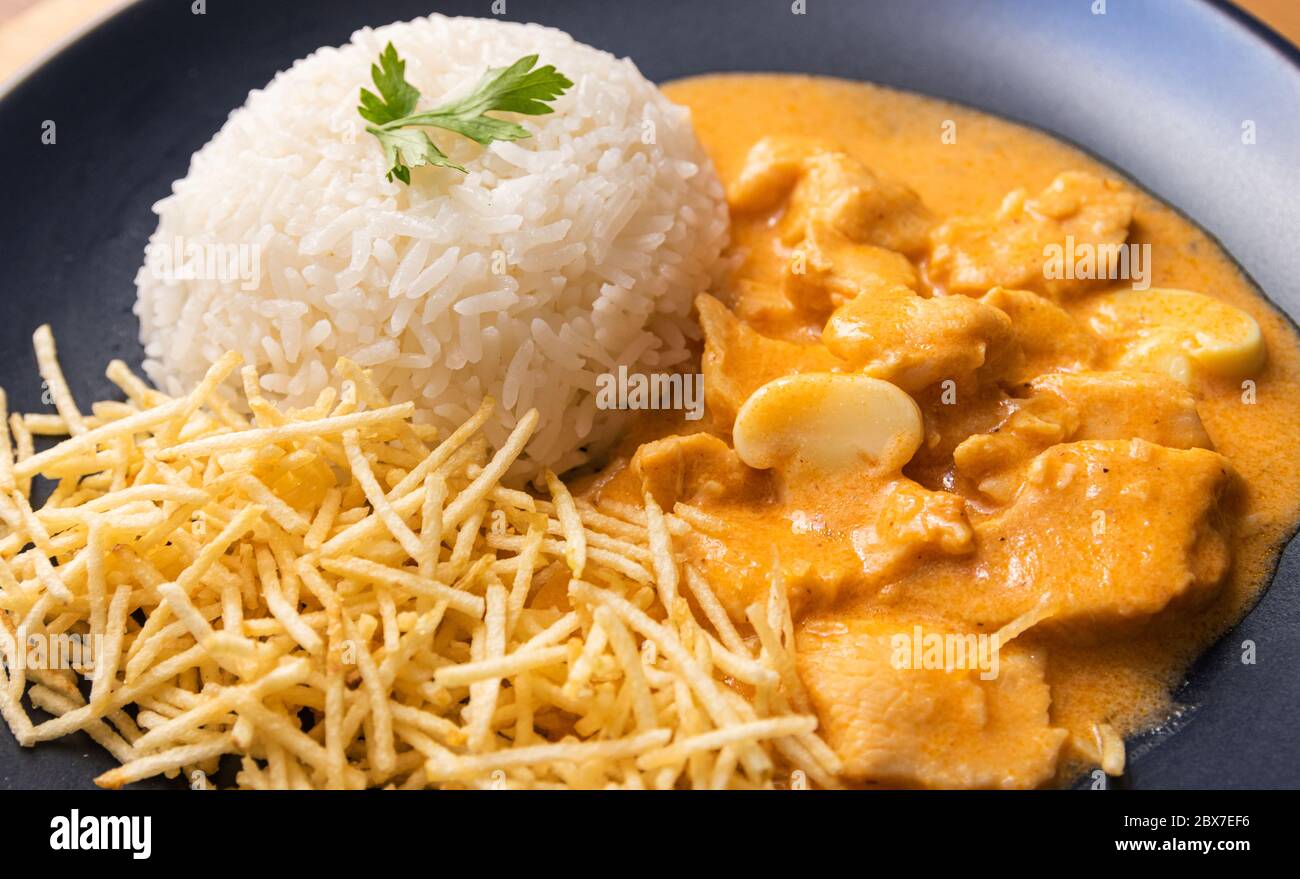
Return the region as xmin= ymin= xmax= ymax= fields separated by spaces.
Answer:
xmin=134 ymin=14 xmax=727 ymax=477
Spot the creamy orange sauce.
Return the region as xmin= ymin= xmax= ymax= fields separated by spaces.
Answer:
xmin=586 ymin=74 xmax=1300 ymax=786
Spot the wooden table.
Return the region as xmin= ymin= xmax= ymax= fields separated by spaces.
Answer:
xmin=2 ymin=0 xmax=1298 ymax=85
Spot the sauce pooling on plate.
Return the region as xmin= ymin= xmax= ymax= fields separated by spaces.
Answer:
xmin=583 ymin=73 xmax=1300 ymax=787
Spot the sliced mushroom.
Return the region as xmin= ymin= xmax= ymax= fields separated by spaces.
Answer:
xmin=1083 ymin=287 xmax=1266 ymax=383
xmin=732 ymin=372 xmax=923 ymax=473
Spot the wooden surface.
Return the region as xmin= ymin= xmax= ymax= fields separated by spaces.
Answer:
xmin=1 ymin=0 xmax=1298 ymax=84
xmin=0 ymin=0 xmax=132 ymax=82
xmin=1239 ymin=0 xmax=1300 ymax=44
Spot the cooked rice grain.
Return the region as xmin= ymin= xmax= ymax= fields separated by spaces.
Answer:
xmin=134 ymin=14 xmax=728 ymax=479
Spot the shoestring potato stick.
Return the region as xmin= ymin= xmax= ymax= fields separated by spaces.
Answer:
xmin=0 ymin=325 xmax=833 ymax=789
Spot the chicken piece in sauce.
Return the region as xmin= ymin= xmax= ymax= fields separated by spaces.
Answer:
xmin=586 ymin=91 xmax=1281 ymax=787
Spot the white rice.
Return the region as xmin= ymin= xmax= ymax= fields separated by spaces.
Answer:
xmin=134 ymin=14 xmax=728 ymax=477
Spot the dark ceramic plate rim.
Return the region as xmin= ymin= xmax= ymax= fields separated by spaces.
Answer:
xmin=0 ymin=0 xmax=1298 ymax=790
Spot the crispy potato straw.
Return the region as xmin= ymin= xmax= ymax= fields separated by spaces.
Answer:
xmin=0 ymin=326 xmax=831 ymax=789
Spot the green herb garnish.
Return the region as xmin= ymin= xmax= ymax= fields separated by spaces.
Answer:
xmin=358 ymin=43 xmax=573 ymax=184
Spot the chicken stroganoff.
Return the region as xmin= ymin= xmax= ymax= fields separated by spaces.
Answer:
xmin=578 ymin=74 xmax=1300 ymax=787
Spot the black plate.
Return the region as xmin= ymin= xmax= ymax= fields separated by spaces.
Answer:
xmin=1 ymin=0 xmax=1298 ymax=790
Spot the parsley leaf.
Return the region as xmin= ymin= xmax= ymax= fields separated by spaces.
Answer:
xmin=358 ymin=45 xmax=573 ymax=184
xmin=372 ymin=127 xmax=464 ymax=185
xmin=358 ymin=42 xmax=420 ymax=125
